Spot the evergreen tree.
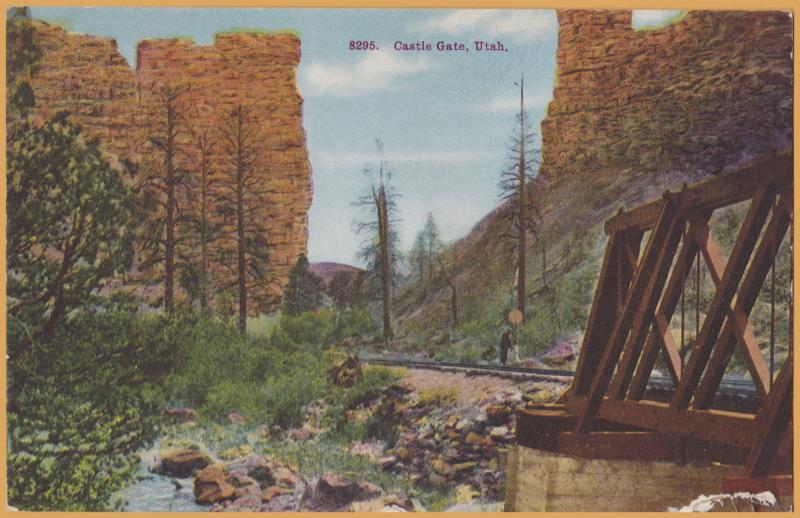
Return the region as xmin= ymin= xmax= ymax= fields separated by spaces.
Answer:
xmin=498 ymin=77 xmax=542 ymax=323
xmin=282 ymin=254 xmax=324 ymax=316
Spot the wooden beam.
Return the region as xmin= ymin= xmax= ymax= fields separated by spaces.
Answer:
xmin=693 ymin=193 xmax=792 ymax=408
xmin=571 ymin=232 xmax=623 ymax=397
xmin=572 ymin=231 xmax=641 ymax=397
xmin=576 ymin=202 xmax=682 ymax=432
xmin=745 ymin=356 xmax=793 ymax=478
xmin=604 ymin=152 xmax=791 ymax=234
xmin=556 ymin=431 xmax=749 ymax=465
xmin=671 ymin=186 xmax=775 ymax=409
xmin=610 ymin=218 xmax=705 ymax=399
xmin=569 ymin=396 xmax=759 ymax=448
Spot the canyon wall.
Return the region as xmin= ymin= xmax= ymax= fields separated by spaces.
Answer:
xmin=541 ymin=10 xmax=792 ymax=179
xmin=26 ymin=22 xmax=312 ymax=311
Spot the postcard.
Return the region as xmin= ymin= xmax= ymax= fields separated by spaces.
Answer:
xmin=4 ymin=5 xmax=793 ymax=512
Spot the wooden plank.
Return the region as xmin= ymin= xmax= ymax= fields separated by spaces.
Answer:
xmin=568 ymin=396 xmax=759 ymax=448
xmin=745 ymin=356 xmax=793 ymax=478
xmin=576 ymin=202 xmax=683 ymax=432
xmin=693 ymin=221 xmax=770 ymax=400
xmin=610 ymin=220 xmax=702 ymax=399
xmin=627 ymin=330 xmax=664 ymax=401
xmin=571 ymin=232 xmax=623 ymax=397
xmin=693 ymin=193 xmax=792 ymax=408
xmin=604 ymin=152 xmax=791 ymax=234
xmin=555 ymin=431 xmax=748 ymax=465
xmin=671 ymin=186 xmax=775 ymax=409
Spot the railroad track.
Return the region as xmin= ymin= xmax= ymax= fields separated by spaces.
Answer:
xmin=362 ymin=356 xmax=758 ymax=399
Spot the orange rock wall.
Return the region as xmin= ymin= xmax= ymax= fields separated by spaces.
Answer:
xmin=27 ymin=22 xmax=312 ymax=311
xmin=541 ymin=10 xmax=792 ymax=179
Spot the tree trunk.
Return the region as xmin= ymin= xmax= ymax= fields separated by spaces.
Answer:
xmin=516 ymin=78 xmax=526 ymax=322
xmin=199 ymin=137 xmax=209 ymax=311
xmin=377 ymin=184 xmax=393 ymax=343
xmin=235 ymin=107 xmax=247 ymax=333
xmin=164 ymin=94 xmax=176 ymax=314
xmin=541 ymin=235 xmax=547 ymax=288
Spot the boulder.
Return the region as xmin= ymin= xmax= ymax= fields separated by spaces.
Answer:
xmin=484 ymin=404 xmax=513 ymax=425
xmin=194 ymin=464 xmax=236 ymax=504
xmin=261 ymin=486 xmax=287 ymax=502
xmin=304 ymin=474 xmax=382 ymax=511
xmin=225 ymin=454 xmax=276 ymax=488
xmin=330 ymin=355 xmax=363 ymax=387
xmin=158 ymin=448 xmax=211 ymax=478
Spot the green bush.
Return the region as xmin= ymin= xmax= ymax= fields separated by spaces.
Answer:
xmin=7 ymin=310 xmax=172 ymax=511
xmin=270 ymin=309 xmax=337 ymax=350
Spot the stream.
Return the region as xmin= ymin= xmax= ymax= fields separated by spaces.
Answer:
xmin=113 ymin=440 xmax=208 ymax=512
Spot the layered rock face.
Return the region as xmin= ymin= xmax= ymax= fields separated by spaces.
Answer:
xmin=26 ymin=22 xmax=312 ymax=311
xmin=541 ymin=10 xmax=792 ymax=179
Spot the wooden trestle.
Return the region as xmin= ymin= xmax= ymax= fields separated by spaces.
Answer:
xmin=517 ymin=152 xmax=793 ymax=497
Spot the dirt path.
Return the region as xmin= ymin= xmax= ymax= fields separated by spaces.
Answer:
xmin=400 ymin=368 xmax=532 ymax=408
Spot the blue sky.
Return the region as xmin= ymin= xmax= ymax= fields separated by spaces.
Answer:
xmin=32 ymin=8 xmax=680 ymax=266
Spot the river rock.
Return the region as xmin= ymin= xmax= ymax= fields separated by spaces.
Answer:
xmin=158 ymin=448 xmax=211 ymax=478
xmin=194 ymin=464 xmax=236 ymax=504
xmin=225 ymin=454 xmax=276 ymax=487
xmin=303 ymin=474 xmax=382 ymax=511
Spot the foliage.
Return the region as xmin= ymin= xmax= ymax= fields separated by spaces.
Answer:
xmin=7 ymin=310 xmax=175 ymax=511
xmin=408 ymin=212 xmax=444 ymax=293
xmin=329 ymin=269 xmax=371 ymax=309
xmin=7 ymin=114 xmax=135 ymax=345
xmin=6 ymin=10 xmax=40 ymax=116
xmin=282 ymin=254 xmax=324 ymax=316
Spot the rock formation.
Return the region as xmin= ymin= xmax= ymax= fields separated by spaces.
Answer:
xmin=25 ymin=21 xmax=312 ymax=311
xmin=541 ymin=10 xmax=792 ymax=179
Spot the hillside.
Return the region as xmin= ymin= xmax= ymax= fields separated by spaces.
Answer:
xmin=392 ymin=9 xmax=792 ymax=363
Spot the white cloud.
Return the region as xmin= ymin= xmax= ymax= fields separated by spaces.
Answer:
xmin=631 ymin=10 xmax=683 ymax=28
xmin=302 ymin=51 xmax=432 ymax=97
xmin=416 ymin=9 xmax=557 ymax=44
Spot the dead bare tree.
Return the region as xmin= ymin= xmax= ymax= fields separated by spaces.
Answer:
xmin=217 ymin=104 xmax=271 ymax=332
xmin=353 ymin=140 xmax=401 ymax=345
xmin=498 ymin=77 xmax=541 ymax=323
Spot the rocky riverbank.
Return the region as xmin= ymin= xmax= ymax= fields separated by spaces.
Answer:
xmin=117 ymin=367 xmax=567 ymax=512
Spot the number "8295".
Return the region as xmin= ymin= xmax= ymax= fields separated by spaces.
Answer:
xmin=349 ymin=40 xmax=378 ymax=51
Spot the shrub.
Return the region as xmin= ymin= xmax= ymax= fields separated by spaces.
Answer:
xmin=7 ymin=310 xmax=171 ymax=511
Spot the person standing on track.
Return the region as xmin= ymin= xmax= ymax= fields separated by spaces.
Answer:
xmin=499 ymin=329 xmax=512 ymax=366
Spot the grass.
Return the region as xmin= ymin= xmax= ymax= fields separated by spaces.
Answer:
xmin=247 ymin=313 xmax=280 ymax=339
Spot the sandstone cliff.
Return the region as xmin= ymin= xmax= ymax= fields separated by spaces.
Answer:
xmin=26 ymin=22 xmax=312 ymax=311
xmin=542 ymin=10 xmax=792 ymax=179
xmin=397 ymin=9 xmax=792 ymax=339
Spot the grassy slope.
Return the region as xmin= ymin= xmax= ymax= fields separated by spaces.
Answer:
xmin=393 ymin=163 xmax=710 ymax=353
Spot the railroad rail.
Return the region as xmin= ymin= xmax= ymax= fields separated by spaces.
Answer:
xmin=362 ymin=356 xmax=759 ymax=400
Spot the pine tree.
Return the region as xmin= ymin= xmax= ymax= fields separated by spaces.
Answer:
xmin=217 ymin=104 xmax=270 ymax=332
xmin=498 ymin=77 xmax=542 ymax=323
xmin=282 ymin=254 xmax=323 ymax=316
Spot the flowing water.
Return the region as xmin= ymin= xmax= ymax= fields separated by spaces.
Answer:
xmin=113 ymin=440 xmax=208 ymax=512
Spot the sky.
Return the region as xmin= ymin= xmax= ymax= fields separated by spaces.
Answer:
xmin=32 ymin=8 xmax=681 ymax=266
